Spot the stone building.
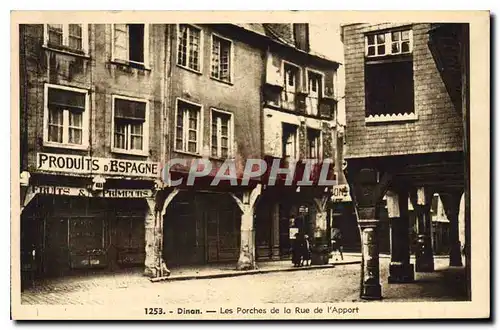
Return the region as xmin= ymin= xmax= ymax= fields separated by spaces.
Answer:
xmin=341 ymin=23 xmax=470 ymax=299
xmin=19 ymin=23 xmax=343 ymax=282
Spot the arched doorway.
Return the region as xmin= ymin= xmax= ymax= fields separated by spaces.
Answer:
xmin=162 ymin=191 xmax=241 ymax=266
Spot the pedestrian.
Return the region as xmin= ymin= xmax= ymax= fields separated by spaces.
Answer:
xmin=331 ymin=227 xmax=344 ymax=261
xmin=302 ymin=234 xmax=312 ymax=266
xmin=291 ymin=233 xmax=302 ymax=267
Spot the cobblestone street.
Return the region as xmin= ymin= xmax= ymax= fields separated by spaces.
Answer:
xmin=20 ymin=257 xmax=467 ymax=305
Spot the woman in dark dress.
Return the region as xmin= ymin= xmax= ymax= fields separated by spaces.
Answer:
xmin=302 ymin=234 xmax=312 ymax=266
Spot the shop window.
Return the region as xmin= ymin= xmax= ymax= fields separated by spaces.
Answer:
xmin=44 ymin=24 xmax=88 ymax=54
xmin=306 ymin=70 xmax=323 ymax=116
xmin=112 ymin=96 xmax=149 ymax=155
xmin=281 ymin=63 xmax=300 ymax=111
xmin=177 ymin=24 xmax=202 ymax=72
xmin=44 ymin=84 xmax=89 ymax=149
xmin=307 ymin=128 xmax=321 ymax=160
xmin=211 ymin=35 xmax=232 ymax=82
xmin=282 ymin=123 xmax=298 ymax=161
xmin=211 ymin=109 xmax=233 ymax=158
xmin=175 ymin=99 xmax=202 ymax=154
xmin=112 ymin=24 xmax=149 ymax=67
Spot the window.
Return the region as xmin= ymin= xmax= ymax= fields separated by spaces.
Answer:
xmin=365 ymin=29 xmax=413 ymax=57
xmin=211 ymin=110 xmax=233 ymax=158
xmin=306 ymin=71 xmax=323 ymax=116
xmin=112 ymin=24 xmax=149 ymax=67
xmin=44 ymin=24 xmax=88 ymax=53
xmin=44 ymin=84 xmax=88 ymax=148
xmin=282 ymin=123 xmax=298 ymax=160
xmin=177 ymin=25 xmax=202 ymax=72
xmin=176 ymin=99 xmax=202 ymax=154
xmin=281 ymin=63 xmax=300 ymax=111
xmin=112 ymin=96 xmax=149 ymax=155
xmin=211 ymin=35 xmax=232 ymax=82
xmin=365 ymin=28 xmax=414 ymax=119
xmin=307 ymin=128 xmax=321 ymax=159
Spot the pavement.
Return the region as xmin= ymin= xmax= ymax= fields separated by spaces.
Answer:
xmin=19 ymin=254 xmax=468 ymax=305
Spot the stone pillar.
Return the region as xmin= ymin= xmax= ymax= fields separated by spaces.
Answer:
xmin=359 ymin=218 xmax=381 ymax=299
xmin=270 ymin=202 xmax=280 ymax=260
xmin=387 ymin=190 xmax=414 ymax=283
xmin=346 ymin=167 xmax=391 ymax=300
xmin=144 ymin=189 xmax=179 ymax=278
xmin=231 ymin=185 xmax=261 ymax=270
xmin=440 ymin=191 xmax=463 ymax=267
xmin=144 ymin=198 xmax=157 ymax=277
xmin=411 ymin=187 xmax=434 ymax=272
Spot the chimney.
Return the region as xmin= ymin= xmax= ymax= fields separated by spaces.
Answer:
xmin=293 ymin=23 xmax=310 ymax=52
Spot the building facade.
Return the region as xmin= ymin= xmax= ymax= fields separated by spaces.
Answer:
xmin=20 ymin=24 xmax=167 ymax=279
xmin=19 ymin=23 xmax=343 ymax=283
xmin=342 ymin=23 xmax=469 ymax=299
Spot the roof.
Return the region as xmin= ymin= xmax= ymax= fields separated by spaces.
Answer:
xmin=232 ymin=23 xmax=340 ymax=65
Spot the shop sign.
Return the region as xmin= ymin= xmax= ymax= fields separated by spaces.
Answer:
xmin=29 ymin=185 xmax=154 ymax=198
xmin=36 ymin=152 xmax=160 ymax=178
xmin=331 ymin=184 xmax=351 ymax=202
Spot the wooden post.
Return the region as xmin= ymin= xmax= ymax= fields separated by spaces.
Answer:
xmin=387 ymin=189 xmax=414 ymax=283
xmin=410 ymin=187 xmax=435 ymax=272
xmin=440 ymin=191 xmax=463 ymax=267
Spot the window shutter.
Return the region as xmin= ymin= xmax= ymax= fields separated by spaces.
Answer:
xmin=48 ymin=88 xmax=86 ymax=111
xmin=265 ymin=50 xmax=282 ymax=86
xmin=113 ymin=24 xmax=128 ymax=60
xmin=115 ymin=99 xmax=146 ymax=120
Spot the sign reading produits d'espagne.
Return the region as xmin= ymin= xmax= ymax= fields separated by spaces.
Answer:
xmin=36 ymin=153 xmax=160 ymax=178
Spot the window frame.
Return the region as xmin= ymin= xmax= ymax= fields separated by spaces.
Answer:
xmin=365 ymin=28 xmax=413 ymax=58
xmin=111 ymin=94 xmax=150 ymax=156
xmin=306 ymin=127 xmax=323 ymax=160
xmin=279 ymin=60 xmax=303 ymax=111
xmin=174 ymin=98 xmax=204 ymax=156
xmin=210 ymin=33 xmax=234 ymax=84
xmin=176 ymin=24 xmax=204 ymax=74
xmin=43 ymin=83 xmax=90 ymax=150
xmin=305 ymin=68 xmax=325 ymax=116
xmin=43 ymin=24 xmax=89 ymax=55
xmin=282 ymin=123 xmax=299 ymax=161
xmin=111 ymin=24 xmax=150 ymax=69
xmin=210 ymin=108 xmax=235 ymax=159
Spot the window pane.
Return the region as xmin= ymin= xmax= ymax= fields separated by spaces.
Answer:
xmin=188 ymin=142 xmax=197 ymax=153
xmin=211 ymin=37 xmax=221 ymax=78
xmin=367 ymin=35 xmax=375 ymax=45
xmin=219 ymin=39 xmax=231 ymax=81
xmin=48 ymin=107 xmax=64 ymax=125
xmin=114 ymin=122 xmax=127 ymax=149
xmin=188 ymin=27 xmax=200 ymax=70
xmin=68 ymin=24 xmax=83 ymax=50
xmin=367 ymin=46 xmax=375 ymax=56
xmin=114 ymin=24 xmax=128 ymax=60
xmin=131 ymin=136 xmax=143 ymax=150
xmin=391 ymin=31 xmax=400 ymax=41
xmin=211 ymin=146 xmax=218 ymax=157
xmin=48 ymin=24 xmax=63 ymax=45
xmin=221 ymin=147 xmax=228 ymax=158
xmin=48 ymin=125 xmax=63 ymax=143
xmin=221 ymin=124 xmax=228 ymax=136
xmin=130 ymin=123 xmax=143 ymax=135
xmin=377 ymin=45 xmax=385 ymax=55
xmin=188 ymin=130 xmax=197 ymax=141
xmin=178 ymin=25 xmax=188 ymax=67
xmin=129 ymin=24 xmax=145 ymax=63
xmin=401 ymin=41 xmax=410 ymax=53
xmin=391 ymin=42 xmax=400 ymax=54
xmin=175 ymin=139 xmax=183 ymax=151
xmin=402 ymin=30 xmax=410 ymax=40
xmin=376 ymin=33 xmax=385 ymax=44
xmin=68 ymin=128 xmax=82 ymax=144
xmin=69 ymin=111 xmax=82 ymax=128
xmin=221 ymin=137 xmax=228 ymax=148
